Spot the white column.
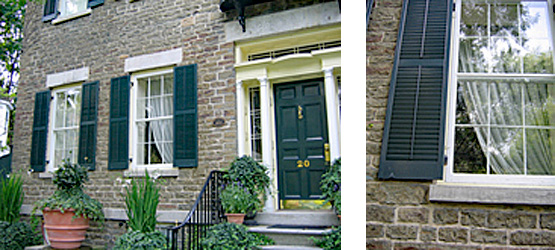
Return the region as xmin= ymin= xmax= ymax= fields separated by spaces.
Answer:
xmin=323 ymin=67 xmax=341 ymax=162
xmin=258 ymin=76 xmax=275 ymax=212
xmin=236 ymin=80 xmax=246 ymax=157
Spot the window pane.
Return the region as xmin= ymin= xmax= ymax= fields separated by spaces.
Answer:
xmin=459 ymin=38 xmax=489 ymax=73
xmin=454 ymin=127 xmax=487 ymax=174
xmin=527 ymin=129 xmax=555 ymax=175
xmin=457 ymin=81 xmax=489 ymax=125
xmin=59 ymin=0 xmax=87 ymax=16
xmin=490 ymin=82 xmax=522 ymax=125
xmin=460 ymin=3 xmax=487 ymax=37
xmin=55 ymin=92 xmax=65 ymax=128
xmin=491 ymin=4 xmax=519 ymax=37
xmin=150 ymin=76 xmax=161 ymax=97
xmin=525 ymin=83 xmax=554 ymax=126
xmin=490 ymin=37 xmax=521 ymax=73
xmin=163 ymin=74 xmax=173 ymax=95
xmin=522 ymin=2 xmax=553 ymax=73
xmin=490 ymin=128 xmax=524 ymax=175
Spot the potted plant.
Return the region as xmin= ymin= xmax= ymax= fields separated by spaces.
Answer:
xmin=35 ymin=161 xmax=104 ymax=250
xmin=320 ymin=158 xmax=341 ymax=218
xmin=224 ymin=156 xmax=270 ymax=219
xmin=220 ymin=183 xmax=259 ymax=224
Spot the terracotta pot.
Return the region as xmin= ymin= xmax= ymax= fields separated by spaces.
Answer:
xmin=43 ymin=208 xmax=90 ymax=250
xmin=225 ymin=213 xmax=246 ymax=224
xmin=337 ymin=214 xmax=341 ymax=222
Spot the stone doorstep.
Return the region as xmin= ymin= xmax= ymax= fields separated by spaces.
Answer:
xmin=248 ymin=225 xmax=332 ymax=247
xmin=254 ymin=210 xmax=340 ymax=227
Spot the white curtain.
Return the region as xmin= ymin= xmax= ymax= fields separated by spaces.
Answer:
xmin=149 ymin=96 xmax=173 ymax=164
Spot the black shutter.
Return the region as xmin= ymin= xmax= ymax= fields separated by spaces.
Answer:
xmin=30 ymin=91 xmax=50 ymax=172
xmin=42 ymin=0 xmax=58 ymax=22
xmin=78 ymin=81 xmax=98 ymax=170
xmin=378 ymin=0 xmax=453 ymax=180
xmin=173 ymin=64 xmax=198 ymax=168
xmin=108 ymin=76 xmax=130 ymax=170
xmin=87 ymin=0 xmax=104 ymax=8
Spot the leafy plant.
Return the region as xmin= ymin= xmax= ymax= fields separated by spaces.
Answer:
xmin=200 ymin=222 xmax=274 ymax=250
xmin=320 ymin=158 xmax=341 ymax=214
xmin=225 ymin=156 xmax=270 ymax=210
xmin=123 ymin=171 xmax=160 ymax=233
xmin=113 ymin=230 xmax=166 ymax=250
xmin=0 ymin=173 xmax=23 ymax=223
xmin=312 ymin=226 xmax=340 ymax=250
xmin=220 ymin=183 xmax=259 ymax=214
xmin=0 ymin=221 xmax=43 ymax=250
xmin=35 ymin=161 xmax=104 ymax=221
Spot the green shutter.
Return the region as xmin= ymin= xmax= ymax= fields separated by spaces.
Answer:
xmin=78 ymin=81 xmax=98 ymax=170
xmin=87 ymin=0 xmax=104 ymax=8
xmin=30 ymin=91 xmax=50 ymax=172
xmin=173 ymin=64 xmax=198 ymax=168
xmin=108 ymin=76 xmax=130 ymax=170
xmin=378 ymin=0 xmax=453 ymax=180
xmin=42 ymin=0 xmax=58 ymax=22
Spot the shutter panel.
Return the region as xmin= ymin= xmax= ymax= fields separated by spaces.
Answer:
xmin=108 ymin=76 xmax=130 ymax=170
xmin=30 ymin=91 xmax=50 ymax=172
xmin=173 ymin=64 xmax=198 ymax=168
xmin=78 ymin=81 xmax=98 ymax=170
xmin=87 ymin=0 xmax=104 ymax=8
xmin=42 ymin=0 xmax=58 ymax=22
xmin=378 ymin=0 xmax=453 ymax=180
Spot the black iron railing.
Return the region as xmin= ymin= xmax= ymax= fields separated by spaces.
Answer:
xmin=166 ymin=170 xmax=228 ymax=250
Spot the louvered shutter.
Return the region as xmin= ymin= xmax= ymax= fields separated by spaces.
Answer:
xmin=378 ymin=0 xmax=453 ymax=180
xmin=108 ymin=76 xmax=130 ymax=170
xmin=42 ymin=0 xmax=58 ymax=22
xmin=173 ymin=64 xmax=198 ymax=168
xmin=30 ymin=91 xmax=50 ymax=172
xmin=78 ymin=81 xmax=98 ymax=170
xmin=87 ymin=0 xmax=104 ymax=8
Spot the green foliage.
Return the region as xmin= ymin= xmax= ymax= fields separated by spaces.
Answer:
xmin=220 ymin=183 xmax=259 ymax=214
xmin=250 ymin=232 xmax=275 ymax=246
xmin=113 ymin=230 xmax=166 ymax=250
xmin=320 ymin=158 xmax=341 ymax=214
xmin=124 ymin=171 xmax=160 ymax=233
xmin=0 ymin=221 xmax=43 ymax=250
xmin=35 ymin=161 xmax=104 ymax=221
xmin=312 ymin=226 xmax=341 ymax=250
xmin=225 ymin=156 xmax=270 ymax=208
xmin=0 ymin=173 xmax=22 ymax=223
xmin=200 ymin=222 xmax=273 ymax=250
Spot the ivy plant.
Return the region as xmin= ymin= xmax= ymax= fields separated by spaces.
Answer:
xmin=320 ymin=158 xmax=341 ymax=214
xmin=225 ymin=156 xmax=270 ymax=206
xmin=200 ymin=222 xmax=274 ymax=250
xmin=113 ymin=230 xmax=166 ymax=250
xmin=312 ymin=226 xmax=341 ymax=250
xmin=220 ymin=183 xmax=259 ymax=214
xmin=0 ymin=221 xmax=43 ymax=250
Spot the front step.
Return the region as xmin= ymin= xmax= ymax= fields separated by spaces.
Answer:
xmin=250 ymin=225 xmax=332 ymax=247
xmin=260 ymin=245 xmax=323 ymax=250
xmin=254 ymin=210 xmax=340 ymax=226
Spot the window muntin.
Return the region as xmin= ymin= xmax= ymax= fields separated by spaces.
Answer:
xmin=133 ymin=72 xmax=174 ymax=167
xmin=249 ymin=87 xmax=262 ymax=162
xmin=450 ymin=0 xmax=555 ymax=183
xmin=50 ymin=87 xmax=81 ymax=169
xmin=58 ymin=0 xmax=88 ymax=17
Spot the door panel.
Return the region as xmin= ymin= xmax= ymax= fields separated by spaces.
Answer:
xmin=275 ymin=78 xmax=328 ymax=201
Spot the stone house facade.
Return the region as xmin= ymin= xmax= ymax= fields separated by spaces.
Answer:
xmin=367 ymin=0 xmax=554 ymax=249
xmin=14 ymin=0 xmax=341 ymax=247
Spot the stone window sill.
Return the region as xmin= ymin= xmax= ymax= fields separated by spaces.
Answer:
xmin=123 ymin=168 xmax=178 ymax=178
xmin=38 ymin=172 xmax=53 ymax=179
xmin=429 ymin=183 xmax=555 ymax=206
xmin=52 ymin=9 xmax=92 ymax=25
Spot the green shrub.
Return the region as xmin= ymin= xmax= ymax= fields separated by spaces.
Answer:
xmin=113 ymin=230 xmax=166 ymax=250
xmin=320 ymin=158 xmax=341 ymax=214
xmin=220 ymin=183 xmax=259 ymax=214
xmin=200 ymin=222 xmax=274 ymax=250
xmin=0 ymin=221 xmax=43 ymax=250
xmin=225 ymin=156 xmax=270 ymax=202
xmin=313 ymin=226 xmax=340 ymax=250
xmin=124 ymin=171 xmax=160 ymax=233
xmin=0 ymin=174 xmax=23 ymax=223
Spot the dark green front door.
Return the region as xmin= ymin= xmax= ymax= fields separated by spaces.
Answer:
xmin=275 ymin=78 xmax=329 ymax=202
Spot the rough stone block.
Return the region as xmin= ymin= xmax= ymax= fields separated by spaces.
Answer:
xmin=487 ymin=211 xmax=536 ymax=229
xmin=540 ymin=213 xmax=555 ymax=230
xmin=470 ymin=228 xmax=507 ymax=244
xmin=378 ymin=182 xmax=429 ymax=205
xmin=366 ymin=223 xmax=384 ymax=238
xmin=393 ymin=242 xmax=482 ymax=250
xmin=433 ymin=208 xmax=459 ymax=225
xmin=420 ymin=226 xmax=437 ymax=242
xmin=366 ymin=204 xmax=395 ymax=223
xmin=366 ymin=239 xmax=392 ymax=250
xmin=510 ymin=230 xmax=555 ymax=246
xmin=386 ymin=225 xmax=418 ymax=240
xmin=438 ymin=227 xmax=468 ymax=243
xmin=461 ymin=209 xmax=487 ymax=227
xmin=397 ymin=207 xmax=429 ymax=224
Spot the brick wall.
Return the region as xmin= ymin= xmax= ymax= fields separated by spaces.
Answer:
xmin=14 ymin=0 xmax=332 ymax=247
xmin=366 ymin=0 xmax=555 ymax=249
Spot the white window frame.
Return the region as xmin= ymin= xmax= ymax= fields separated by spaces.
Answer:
xmin=51 ymin=0 xmax=92 ymax=24
xmin=129 ymin=68 xmax=174 ymax=172
xmin=247 ymin=86 xmax=262 ymax=162
xmin=445 ymin=0 xmax=555 ymax=186
xmin=46 ymin=84 xmax=82 ymax=173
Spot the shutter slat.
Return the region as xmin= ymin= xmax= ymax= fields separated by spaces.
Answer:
xmin=379 ymin=0 xmax=453 ymax=180
xmin=174 ymin=64 xmax=198 ymax=168
xmin=108 ymin=76 xmax=130 ymax=170
xmin=30 ymin=91 xmax=50 ymax=172
xmin=78 ymin=81 xmax=98 ymax=170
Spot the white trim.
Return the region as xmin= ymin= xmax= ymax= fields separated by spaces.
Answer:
xmin=51 ymin=8 xmax=92 ymax=25
xmin=46 ymin=67 xmax=89 ymax=88
xmin=124 ymin=49 xmax=182 ymax=73
xmin=323 ymin=67 xmax=340 ymax=162
xmin=236 ymin=81 xmax=246 ymax=156
xmin=430 ymin=183 xmax=555 ymax=205
xmin=258 ymin=77 xmax=275 ymax=212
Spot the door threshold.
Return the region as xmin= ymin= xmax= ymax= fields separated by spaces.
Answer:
xmin=280 ymin=199 xmax=332 ymax=210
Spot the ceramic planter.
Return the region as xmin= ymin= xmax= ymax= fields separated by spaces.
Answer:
xmin=43 ymin=208 xmax=90 ymax=249
xmin=225 ymin=213 xmax=245 ymax=224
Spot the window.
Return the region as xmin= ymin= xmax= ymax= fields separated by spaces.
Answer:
xmin=58 ymin=0 xmax=88 ymax=17
xmin=447 ymin=0 xmax=555 ymax=185
xmin=249 ymin=87 xmax=262 ymax=162
xmin=49 ymin=86 xmax=81 ymax=170
xmin=42 ymin=0 xmax=103 ymax=22
xmin=131 ymin=70 xmax=174 ymax=169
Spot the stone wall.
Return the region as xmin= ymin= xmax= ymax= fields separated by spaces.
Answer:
xmin=366 ymin=0 xmax=555 ymax=249
xmin=14 ymin=0 xmax=332 ymax=247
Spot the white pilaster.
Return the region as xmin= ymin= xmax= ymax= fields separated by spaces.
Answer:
xmin=323 ymin=67 xmax=341 ymax=162
xmin=236 ymin=81 xmax=246 ymax=157
xmin=258 ymin=77 xmax=275 ymax=212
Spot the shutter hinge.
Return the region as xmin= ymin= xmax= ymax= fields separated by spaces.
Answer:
xmin=50 ymin=96 xmax=54 ymax=100
xmin=130 ymin=81 xmax=134 ymax=87
xmin=553 ymin=4 xmax=555 ymax=13
xmin=46 ymin=160 xmax=49 ymax=164
xmin=129 ymin=158 xmax=133 ymax=163
xmin=453 ymin=3 xmax=456 ymax=12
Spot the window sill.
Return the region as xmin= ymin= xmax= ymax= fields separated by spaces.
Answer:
xmin=52 ymin=9 xmax=92 ymax=25
xmin=38 ymin=172 xmax=53 ymax=179
xmin=429 ymin=183 xmax=555 ymax=206
xmin=123 ymin=168 xmax=179 ymax=178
